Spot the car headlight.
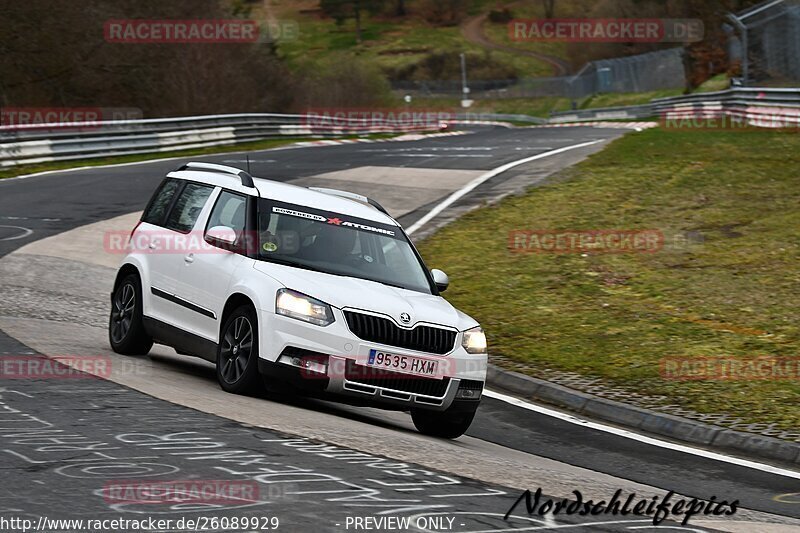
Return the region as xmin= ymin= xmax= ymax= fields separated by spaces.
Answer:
xmin=462 ymin=326 xmax=487 ymax=354
xmin=275 ymin=289 xmax=334 ymax=327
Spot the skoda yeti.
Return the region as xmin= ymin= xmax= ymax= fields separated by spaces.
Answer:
xmin=109 ymin=162 xmax=487 ymax=438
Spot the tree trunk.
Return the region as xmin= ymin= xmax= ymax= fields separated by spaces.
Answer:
xmin=355 ymin=0 xmax=362 ymax=43
xmin=543 ymin=0 xmax=555 ymax=19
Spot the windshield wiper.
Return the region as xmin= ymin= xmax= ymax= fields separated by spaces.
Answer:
xmin=259 ymin=256 xmax=362 ymax=281
xmin=369 ymin=279 xmax=409 ymax=291
xmin=259 ymin=255 xmax=428 ymax=293
xmin=259 ymin=255 xmax=322 ymax=273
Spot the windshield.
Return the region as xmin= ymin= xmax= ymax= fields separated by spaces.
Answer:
xmin=257 ymin=200 xmax=433 ymax=294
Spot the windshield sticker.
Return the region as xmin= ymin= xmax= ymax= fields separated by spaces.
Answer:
xmin=339 ymin=220 xmax=395 ymax=236
xmin=272 ymin=206 xmax=396 ymax=237
xmin=262 ymin=241 xmax=278 ymax=253
xmin=273 ymin=206 xmax=326 ymax=222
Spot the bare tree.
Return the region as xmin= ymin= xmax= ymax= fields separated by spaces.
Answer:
xmin=319 ymin=0 xmax=387 ymax=43
xmin=418 ymin=0 xmax=466 ymax=26
xmin=543 ymin=0 xmax=556 ymax=19
xmin=0 ymin=0 xmax=292 ymax=116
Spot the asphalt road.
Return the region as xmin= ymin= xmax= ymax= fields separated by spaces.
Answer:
xmin=0 ymin=125 xmax=797 ymax=532
xmin=0 ymin=126 xmax=607 ymax=257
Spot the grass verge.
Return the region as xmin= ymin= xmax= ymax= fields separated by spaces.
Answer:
xmin=405 ymin=76 xmax=731 ymax=119
xmin=418 ymin=127 xmax=800 ymax=430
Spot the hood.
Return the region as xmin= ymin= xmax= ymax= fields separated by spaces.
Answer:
xmin=253 ymin=262 xmax=478 ymax=331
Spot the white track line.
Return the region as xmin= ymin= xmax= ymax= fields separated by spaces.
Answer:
xmin=484 ymin=390 xmax=800 ymax=479
xmin=406 ymin=140 xmax=604 ymax=235
xmin=0 ymin=225 xmax=34 ymax=241
xmin=404 ymin=137 xmax=800 ymax=479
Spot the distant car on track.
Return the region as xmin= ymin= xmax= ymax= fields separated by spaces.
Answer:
xmin=108 ymin=162 xmax=487 ymax=438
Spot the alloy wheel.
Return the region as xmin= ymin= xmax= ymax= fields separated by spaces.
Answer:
xmin=219 ymin=316 xmax=253 ymax=384
xmin=110 ymin=283 xmax=136 ymax=344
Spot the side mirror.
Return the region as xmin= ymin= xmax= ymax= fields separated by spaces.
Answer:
xmin=206 ymin=225 xmax=238 ymax=249
xmin=431 ymin=269 xmax=449 ymax=293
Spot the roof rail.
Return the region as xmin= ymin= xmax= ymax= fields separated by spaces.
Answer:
xmin=175 ymin=161 xmax=255 ymax=188
xmin=308 ymin=187 xmax=390 ymax=216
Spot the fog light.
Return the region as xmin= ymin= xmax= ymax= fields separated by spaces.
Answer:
xmin=306 ymin=359 xmax=327 ymax=374
xmin=281 ymin=355 xmax=328 ymax=374
xmin=456 ymin=379 xmax=484 ymax=400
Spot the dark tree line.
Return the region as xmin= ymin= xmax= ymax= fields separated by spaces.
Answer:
xmin=0 ymin=0 xmax=774 ymax=116
xmin=561 ymin=0 xmax=767 ymax=88
xmin=0 ymin=0 xmax=292 ymax=116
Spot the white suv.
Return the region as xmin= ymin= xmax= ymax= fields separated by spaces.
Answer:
xmin=109 ymin=162 xmax=487 ymax=438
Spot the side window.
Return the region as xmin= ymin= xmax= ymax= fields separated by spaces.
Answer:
xmin=164 ymin=183 xmax=214 ymax=233
xmin=141 ymin=178 xmax=181 ymax=226
xmin=206 ymin=191 xmax=247 ymax=234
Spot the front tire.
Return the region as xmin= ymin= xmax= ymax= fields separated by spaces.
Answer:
xmin=109 ymin=274 xmax=153 ymax=355
xmin=216 ymin=305 xmax=261 ymax=395
xmin=411 ymin=406 xmax=477 ymax=439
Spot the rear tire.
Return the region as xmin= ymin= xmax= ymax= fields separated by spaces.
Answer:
xmin=411 ymin=406 xmax=477 ymax=439
xmin=109 ymin=274 xmax=153 ymax=355
xmin=216 ymin=305 xmax=262 ymax=395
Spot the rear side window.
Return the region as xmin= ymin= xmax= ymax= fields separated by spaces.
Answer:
xmin=141 ymin=178 xmax=180 ymax=226
xmin=164 ymin=183 xmax=214 ymax=233
xmin=206 ymin=191 xmax=247 ymax=233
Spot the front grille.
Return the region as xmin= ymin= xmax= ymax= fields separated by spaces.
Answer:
xmin=345 ymin=360 xmax=450 ymax=398
xmin=344 ymin=311 xmax=456 ymax=354
xmin=457 ymin=379 xmax=484 ymax=392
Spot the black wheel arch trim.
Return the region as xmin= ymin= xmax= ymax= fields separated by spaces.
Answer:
xmin=142 ymin=316 xmax=217 ymax=362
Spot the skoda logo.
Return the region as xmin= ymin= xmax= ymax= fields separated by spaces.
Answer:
xmin=399 ymin=313 xmax=412 ymax=324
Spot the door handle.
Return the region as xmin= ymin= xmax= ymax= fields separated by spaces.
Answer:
xmin=148 ymin=242 xmax=158 ymax=250
xmin=184 ymin=253 xmax=195 ymax=264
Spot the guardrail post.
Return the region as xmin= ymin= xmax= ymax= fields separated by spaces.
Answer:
xmin=727 ymin=13 xmax=749 ymax=86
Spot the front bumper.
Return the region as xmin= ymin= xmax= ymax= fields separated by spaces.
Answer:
xmin=257 ymin=308 xmax=487 ymax=412
xmin=258 ymin=356 xmax=482 ymax=413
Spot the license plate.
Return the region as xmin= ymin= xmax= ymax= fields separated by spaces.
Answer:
xmin=366 ymin=349 xmax=438 ymax=377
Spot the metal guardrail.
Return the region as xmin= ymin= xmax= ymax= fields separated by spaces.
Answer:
xmin=3 ymin=89 xmax=798 ymax=168
xmin=549 ymin=104 xmax=655 ymax=123
xmin=452 ymin=113 xmax=546 ymax=126
xmin=652 ymin=87 xmax=800 ymax=105
xmin=0 ymin=113 xmax=446 ymax=168
xmin=655 ymin=87 xmax=800 ymax=127
xmin=549 ymin=87 xmax=800 ymax=126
